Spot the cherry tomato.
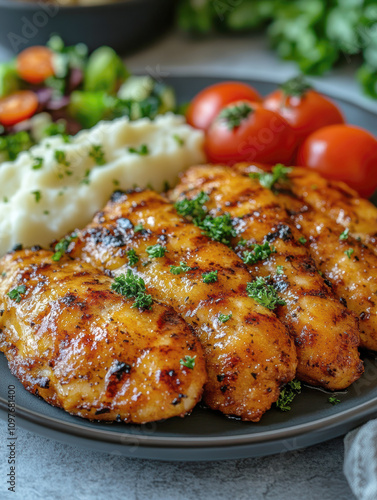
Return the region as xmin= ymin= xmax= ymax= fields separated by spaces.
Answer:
xmin=16 ymin=46 xmax=55 ymax=85
xmin=186 ymin=81 xmax=261 ymax=131
xmin=205 ymin=100 xmax=297 ymax=165
xmin=0 ymin=90 xmax=39 ymax=126
xmin=297 ymin=125 xmax=377 ymax=198
xmin=263 ymin=77 xmax=344 ymax=142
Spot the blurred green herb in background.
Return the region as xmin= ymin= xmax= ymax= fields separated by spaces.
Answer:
xmin=177 ymin=0 xmax=377 ymax=99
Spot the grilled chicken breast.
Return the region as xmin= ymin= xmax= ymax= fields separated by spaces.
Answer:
xmin=283 ymin=166 xmax=377 ymax=252
xmin=170 ymin=165 xmax=363 ymax=389
xmin=235 ymin=163 xmax=377 ymax=352
xmin=0 ymin=248 xmax=206 ymax=423
xmin=67 ymin=189 xmax=297 ymax=421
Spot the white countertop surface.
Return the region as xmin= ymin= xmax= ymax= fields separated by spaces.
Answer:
xmin=0 ymin=31 xmax=366 ymax=500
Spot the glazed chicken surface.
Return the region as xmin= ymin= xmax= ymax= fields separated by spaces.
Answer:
xmin=235 ymin=163 xmax=377 ymax=352
xmin=170 ymin=165 xmax=363 ymax=389
xmin=0 ymin=248 xmax=206 ymax=423
xmin=67 ymin=189 xmax=298 ymax=422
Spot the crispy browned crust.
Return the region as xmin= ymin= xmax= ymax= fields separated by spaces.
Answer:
xmin=170 ymin=165 xmax=363 ymax=390
xmin=0 ymin=249 xmax=206 ymax=424
xmin=67 ymin=189 xmax=297 ymax=422
xmin=235 ymin=162 xmax=377 ymax=352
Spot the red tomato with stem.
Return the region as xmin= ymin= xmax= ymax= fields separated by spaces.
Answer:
xmin=205 ymin=100 xmax=297 ymax=165
xmin=297 ymin=124 xmax=377 ymax=198
xmin=263 ymin=76 xmax=344 ymax=142
xmin=0 ymin=91 xmax=39 ymax=126
xmin=186 ymin=81 xmax=261 ymax=131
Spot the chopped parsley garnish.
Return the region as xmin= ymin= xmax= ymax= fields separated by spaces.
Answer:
xmin=146 ymin=244 xmax=167 ymax=258
xmin=7 ymin=285 xmax=26 ymax=303
xmin=113 ymin=179 xmax=120 ymax=187
xmin=199 ymin=213 xmax=236 ymax=246
xmin=89 ymin=144 xmax=106 ymax=166
xmin=202 ymin=270 xmax=218 ymax=283
xmin=126 ymin=249 xmax=139 ymax=266
xmin=276 ymin=265 xmax=284 ymax=275
xmin=128 ymin=144 xmax=149 ymax=155
xmin=32 ymin=157 xmax=44 ymax=170
xmin=31 ymin=190 xmax=42 ymax=203
xmin=43 ymin=122 xmax=67 ymax=137
xmin=238 ymin=238 xmax=247 ymax=247
xmin=111 ymin=269 xmax=153 ymax=310
xmin=218 ymin=312 xmax=232 ymax=323
xmin=52 ymin=234 xmax=77 ymax=262
xmin=170 ymin=262 xmax=192 ymax=275
xmin=344 ymin=248 xmax=354 ymax=259
xmin=180 ymin=355 xmax=196 ymax=369
xmin=81 ymin=169 xmax=91 ymax=185
xmin=0 ymin=131 xmax=33 ymax=161
xmin=339 ymin=228 xmax=350 ymax=241
xmin=219 ymin=102 xmax=252 ymax=130
xmin=54 ymin=149 xmax=70 ymax=167
xmin=174 ymin=192 xmax=209 ymax=222
xmin=246 ymin=276 xmax=286 ymax=310
xmin=134 ymin=223 xmax=144 ymax=233
xmin=328 ymin=396 xmax=341 ymax=405
xmin=3 ymin=197 xmax=8 ymax=203
xmin=276 ymin=379 xmax=301 ymax=411
xmin=173 ymin=134 xmax=184 ymax=146
xmin=242 ymin=242 xmax=276 ymax=265
xmin=298 ymin=237 xmax=307 ymax=245
xmin=250 ymin=164 xmax=292 ymax=190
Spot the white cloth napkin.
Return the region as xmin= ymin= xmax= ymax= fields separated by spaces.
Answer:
xmin=344 ymin=420 xmax=377 ymax=500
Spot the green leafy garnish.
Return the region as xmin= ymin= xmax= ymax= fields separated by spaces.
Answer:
xmin=199 ymin=213 xmax=236 ymax=246
xmin=344 ymin=248 xmax=354 ymax=259
xmin=339 ymin=228 xmax=350 ymax=241
xmin=43 ymin=122 xmax=67 ymax=138
xmin=128 ymin=144 xmax=149 ymax=155
xmin=0 ymin=131 xmax=33 ymax=161
xmin=126 ymin=249 xmax=139 ymax=266
xmin=89 ymin=144 xmax=106 ymax=166
xmin=328 ymin=396 xmax=341 ymax=405
xmin=174 ymin=192 xmax=209 ymax=222
xmin=173 ymin=134 xmax=184 ymax=146
xmin=7 ymin=285 xmax=26 ymax=303
xmin=219 ymin=102 xmax=252 ymax=130
xmin=111 ymin=269 xmax=153 ymax=310
xmin=31 ymin=190 xmax=41 ymax=203
xmin=52 ymin=234 xmax=77 ymax=262
xmin=276 ymin=380 xmax=301 ymax=412
xmin=170 ymin=262 xmax=192 ymax=275
xmin=298 ymin=237 xmax=307 ymax=245
xmin=218 ymin=312 xmax=232 ymax=323
xmin=134 ymin=223 xmax=144 ymax=233
xmin=202 ymin=270 xmax=218 ymax=284
xmin=32 ymin=157 xmax=44 ymax=170
xmin=276 ymin=265 xmax=284 ymax=275
xmin=250 ymin=164 xmax=292 ymax=191
xmin=180 ymin=355 xmax=196 ymax=369
xmin=246 ymin=276 xmax=286 ymax=310
xmin=146 ymin=244 xmax=167 ymax=258
xmin=54 ymin=150 xmax=70 ymax=167
xmin=242 ymin=242 xmax=276 ymax=265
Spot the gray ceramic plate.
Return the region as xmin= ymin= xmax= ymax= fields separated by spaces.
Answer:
xmin=1 ymin=76 xmax=377 ymax=462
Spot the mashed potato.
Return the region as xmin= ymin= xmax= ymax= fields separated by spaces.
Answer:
xmin=0 ymin=114 xmax=205 ymax=256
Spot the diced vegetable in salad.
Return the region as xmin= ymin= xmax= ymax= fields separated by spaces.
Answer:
xmin=0 ymin=37 xmax=176 ymax=162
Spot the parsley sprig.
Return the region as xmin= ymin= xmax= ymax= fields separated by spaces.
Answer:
xmin=242 ymin=242 xmax=276 ymax=265
xmin=111 ymin=270 xmax=153 ymax=310
xmin=202 ymin=270 xmax=218 ymax=283
xmin=170 ymin=262 xmax=192 ymax=275
xmin=218 ymin=312 xmax=232 ymax=323
xmin=128 ymin=144 xmax=149 ymax=155
xmin=199 ymin=213 xmax=237 ymax=246
xmin=146 ymin=244 xmax=167 ymax=258
xmin=276 ymin=380 xmax=301 ymax=411
xmin=52 ymin=234 xmax=77 ymax=262
xmin=89 ymin=144 xmax=106 ymax=166
xmin=180 ymin=355 xmax=196 ymax=369
xmin=250 ymin=164 xmax=292 ymax=190
xmin=174 ymin=192 xmax=209 ymax=222
xmin=7 ymin=285 xmax=26 ymax=303
xmin=339 ymin=228 xmax=350 ymax=241
xmin=126 ymin=249 xmax=139 ymax=266
xmin=246 ymin=276 xmax=286 ymax=310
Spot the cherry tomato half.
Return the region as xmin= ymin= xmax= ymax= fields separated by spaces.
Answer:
xmin=0 ymin=90 xmax=39 ymax=126
xmin=297 ymin=124 xmax=377 ymax=198
xmin=186 ymin=81 xmax=261 ymax=131
xmin=16 ymin=46 xmax=55 ymax=85
xmin=263 ymin=77 xmax=344 ymax=142
xmin=205 ymin=100 xmax=297 ymax=166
